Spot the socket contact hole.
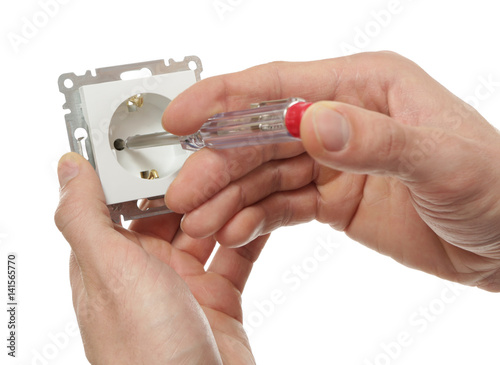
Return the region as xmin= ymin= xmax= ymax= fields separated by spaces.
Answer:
xmin=114 ymin=138 xmax=125 ymax=151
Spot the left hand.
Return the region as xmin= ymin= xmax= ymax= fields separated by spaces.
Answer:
xmin=55 ymin=152 xmax=266 ymax=364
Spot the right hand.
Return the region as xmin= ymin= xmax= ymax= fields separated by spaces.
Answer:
xmin=164 ymin=52 xmax=500 ymax=291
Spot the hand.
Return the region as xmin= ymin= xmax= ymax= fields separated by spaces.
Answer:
xmin=55 ymin=152 xmax=267 ymax=364
xmin=163 ymin=52 xmax=500 ymax=292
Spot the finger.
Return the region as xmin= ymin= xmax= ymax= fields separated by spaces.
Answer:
xmin=128 ymin=199 xmax=183 ymax=243
xmin=300 ymin=101 xmax=461 ymax=182
xmin=54 ymin=153 xmax=118 ymax=269
xmin=128 ymin=200 xmax=218 ymax=266
xmin=165 ymin=142 xmax=304 ymax=213
xmin=215 ymin=185 xmax=320 ymax=248
xmin=163 ymin=52 xmax=413 ymax=136
xmin=181 ymin=153 xmax=318 ymax=238
xmin=208 ymin=234 xmax=270 ymax=293
xmin=163 ymin=60 xmax=337 ymax=135
xmin=170 ymin=232 xmax=217 ymax=268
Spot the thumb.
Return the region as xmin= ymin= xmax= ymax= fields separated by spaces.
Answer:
xmin=300 ymin=101 xmax=444 ymax=181
xmin=55 ymin=152 xmax=115 ymax=264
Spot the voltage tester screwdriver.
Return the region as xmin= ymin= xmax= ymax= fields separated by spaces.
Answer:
xmin=114 ymin=98 xmax=312 ymax=152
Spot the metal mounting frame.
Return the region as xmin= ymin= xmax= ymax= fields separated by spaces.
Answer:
xmin=58 ymin=57 xmax=203 ymax=223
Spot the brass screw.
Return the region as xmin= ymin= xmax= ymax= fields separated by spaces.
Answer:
xmin=148 ymin=169 xmax=159 ymax=179
xmin=127 ymin=94 xmax=144 ymax=112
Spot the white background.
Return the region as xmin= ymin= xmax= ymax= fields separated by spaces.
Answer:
xmin=2 ymin=0 xmax=500 ymax=364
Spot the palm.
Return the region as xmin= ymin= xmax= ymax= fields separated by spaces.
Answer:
xmin=70 ymin=210 xmax=264 ymax=364
xmin=314 ymin=169 xmax=458 ymax=281
xmin=129 ymin=214 xmax=262 ymax=362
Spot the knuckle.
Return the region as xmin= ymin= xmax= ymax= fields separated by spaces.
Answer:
xmin=270 ymin=162 xmax=283 ymax=193
xmin=375 ymin=119 xmax=408 ymax=170
xmin=375 ymin=50 xmax=413 ymax=69
xmin=377 ymin=50 xmax=405 ymax=62
xmin=275 ymin=194 xmax=293 ymax=227
xmin=234 ymin=183 xmax=247 ymax=211
xmin=54 ymin=191 xmax=76 ymax=233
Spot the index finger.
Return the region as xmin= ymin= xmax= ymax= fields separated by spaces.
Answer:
xmin=162 ymin=52 xmax=399 ymax=136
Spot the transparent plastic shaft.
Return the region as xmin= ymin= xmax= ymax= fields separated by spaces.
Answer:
xmin=124 ymin=98 xmax=303 ymax=152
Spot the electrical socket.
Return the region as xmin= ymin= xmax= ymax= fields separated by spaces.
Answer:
xmin=58 ymin=57 xmax=202 ymax=223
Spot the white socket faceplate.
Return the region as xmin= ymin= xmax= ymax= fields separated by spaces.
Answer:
xmin=58 ymin=58 xmax=202 ymax=222
xmin=79 ymin=72 xmax=195 ymax=205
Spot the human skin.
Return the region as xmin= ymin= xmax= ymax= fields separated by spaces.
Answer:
xmin=55 ymin=152 xmax=268 ymax=364
xmin=163 ymin=52 xmax=500 ymax=292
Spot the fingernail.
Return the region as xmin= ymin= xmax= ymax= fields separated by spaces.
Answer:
xmin=312 ymin=106 xmax=350 ymax=151
xmin=58 ymin=153 xmax=81 ymax=187
xmin=180 ymin=214 xmax=187 ymax=232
